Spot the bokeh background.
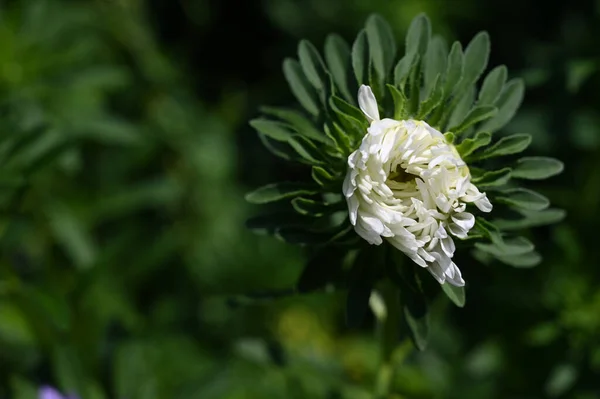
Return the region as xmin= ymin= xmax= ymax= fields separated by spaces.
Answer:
xmin=0 ymin=0 xmax=599 ymax=398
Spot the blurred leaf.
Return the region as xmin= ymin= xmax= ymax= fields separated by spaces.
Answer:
xmin=496 ymin=188 xmax=550 ymax=211
xmin=351 ymin=30 xmax=369 ymax=85
xmin=545 ymin=363 xmax=578 ymax=397
xmin=493 ymin=208 xmax=566 ymax=230
xmin=475 ymin=236 xmax=535 ymax=257
xmin=566 ymin=59 xmax=597 ymax=93
xmin=10 ymin=377 xmax=37 ymax=399
xmin=324 ymin=34 xmax=354 ymax=103
xmin=47 ymin=203 xmax=96 ymax=270
xmin=405 ymin=13 xmax=431 ymax=58
xmin=346 ymin=249 xmax=376 ymax=328
xmin=479 ymin=78 xmax=525 ymax=133
xmin=298 ymin=39 xmax=329 ymax=92
xmin=512 ymin=156 xmax=564 ymax=180
xmin=283 ymin=58 xmax=320 ymax=116
xmin=441 ymin=284 xmax=466 ymax=308
xmin=250 ymin=119 xmax=295 ymax=141
xmin=245 ymin=182 xmax=318 ymax=204
xmin=0 ymin=303 xmax=36 ymax=347
xmin=478 ymin=65 xmax=507 ymax=105
xmin=496 ymin=250 xmax=541 ymax=268
xmin=296 ymin=248 xmax=346 ymax=292
xmin=403 ymin=292 xmax=429 ymax=351
xmin=114 ymin=342 xmax=159 ymax=399
xmin=365 ymin=14 xmax=396 ymax=82
xmin=259 ymin=107 xmax=330 ymax=144
xmin=52 ymin=345 xmax=86 ymax=397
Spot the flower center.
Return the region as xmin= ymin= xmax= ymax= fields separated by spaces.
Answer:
xmin=388 ymin=165 xmax=417 ymax=184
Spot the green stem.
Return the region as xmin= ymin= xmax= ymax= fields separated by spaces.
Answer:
xmin=374 ymin=279 xmax=400 ymax=398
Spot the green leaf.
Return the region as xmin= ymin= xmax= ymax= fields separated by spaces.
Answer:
xmin=478 ymin=134 xmax=532 ymax=160
xmin=387 ymin=84 xmax=409 ymax=120
xmin=283 ymin=58 xmax=320 ymax=116
xmin=324 ymin=34 xmax=354 ymax=103
xmin=289 ymin=135 xmax=326 ymax=164
xmin=423 ymin=36 xmax=448 ymax=96
xmin=459 ymin=32 xmax=490 ymax=90
xmin=545 ymin=363 xmax=578 ymax=398
xmin=393 ymin=54 xmax=414 ymax=87
xmin=444 ymin=132 xmax=455 ymax=144
xmin=312 ymin=166 xmax=337 ymax=186
xmin=512 ymin=157 xmax=564 ymax=180
xmin=245 ymin=182 xmax=318 ymax=204
xmin=455 ymin=131 xmax=491 ymax=158
xmin=245 ymin=212 xmax=312 ymax=234
xmin=496 ymin=188 xmax=550 ymax=211
xmin=297 ymin=249 xmax=346 ymax=293
xmin=406 ymin=55 xmax=423 ymax=115
xmin=474 ymin=217 xmax=503 ymax=244
xmin=475 ymin=236 xmax=535 ymax=257
xmin=250 ymin=119 xmax=294 ymax=141
xmin=325 ymin=122 xmax=353 ymax=154
xmin=330 ymin=96 xmax=367 ymax=125
xmin=446 ymin=86 xmax=475 ymax=129
xmin=403 ymin=298 xmax=429 ymax=351
xmin=0 ymin=303 xmax=36 ymax=346
xmin=260 ymin=107 xmax=330 ymax=144
xmin=479 ymin=78 xmax=525 ymax=133
xmin=417 ymin=74 xmax=444 ymax=119
xmin=493 ymin=208 xmax=566 ymax=230
xmin=352 ymin=30 xmax=369 ymax=85
xmin=442 ymin=284 xmax=466 ymax=308
xmin=298 ymin=40 xmax=329 ymax=92
xmin=496 ymin=250 xmax=542 ymax=268
xmin=443 ymin=42 xmax=464 ymax=98
xmin=471 ymin=168 xmax=512 ymax=189
xmin=365 ymin=14 xmax=397 ymax=82
xmin=346 ymin=249 xmax=376 ymax=328
xmin=48 ymin=203 xmax=96 ymax=270
xmin=478 ymin=65 xmax=507 ymax=105
xmin=291 ymin=197 xmax=341 ymax=217
xmin=449 ymin=105 xmax=497 ymax=134
xmin=53 ymin=345 xmax=86 ymax=397
xmin=405 ymin=13 xmax=431 ymax=57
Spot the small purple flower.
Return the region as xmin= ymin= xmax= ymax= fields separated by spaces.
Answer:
xmin=38 ymin=386 xmax=79 ymax=399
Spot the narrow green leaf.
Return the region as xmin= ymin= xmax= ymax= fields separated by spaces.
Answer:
xmin=407 ymin=55 xmax=423 ymax=115
xmin=474 ymin=217 xmax=503 ymax=244
xmin=325 ymin=122 xmax=353 ymax=154
xmin=424 ymin=36 xmax=448 ymax=96
xmin=459 ymin=32 xmax=490 ymax=90
xmin=283 ymin=58 xmax=320 ymax=116
xmin=250 ymin=119 xmax=294 ymax=141
xmin=289 ymin=135 xmax=326 ymax=164
xmin=512 ymin=157 xmax=564 ymax=180
xmin=352 ymin=30 xmax=369 ymax=85
xmin=324 ymin=34 xmax=355 ymax=103
xmin=346 ymin=250 xmax=376 ymax=328
xmin=405 ymin=13 xmax=431 ymax=57
xmin=330 ymin=96 xmax=367 ymax=125
xmin=496 ymin=250 xmax=542 ymax=268
xmin=48 ymin=204 xmax=96 ymax=270
xmin=475 ymin=236 xmax=535 ymax=257
xmin=471 ymin=168 xmax=512 ymax=189
xmin=393 ymin=54 xmax=414 ymax=87
xmin=493 ymin=208 xmax=566 ymax=230
xmin=442 ymin=284 xmax=466 ymax=308
xmin=312 ymin=166 xmax=337 ymax=186
xmin=449 ymin=105 xmax=497 ymax=134
xmin=444 ymin=132 xmax=455 ymax=144
xmin=446 ymin=86 xmax=475 ymax=129
xmin=417 ymin=74 xmax=444 ymax=119
xmin=260 ymin=106 xmax=329 ymax=144
xmin=365 ymin=14 xmax=397 ymax=82
xmin=455 ymin=131 xmax=492 ymax=158
xmin=496 ymin=188 xmax=550 ymax=211
xmin=292 ymin=197 xmax=341 ymax=217
xmin=403 ymin=300 xmax=429 ymax=351
xmin=245 ymin=182 xmax=317 ymax=204
xmin=478 ymin=65 xmax=507 ymax=105
xmin=443 ymin=42 xmax=464 ymax=98
xmin=479 ymin=133 xmax=532 ymax=160
xmin=298 ymin=40 xmax=329 ymax=92
xmin=479 ymin=78 xmax=525 ymax=133
xmin=387 ymin=84 xmax=409 ymax=120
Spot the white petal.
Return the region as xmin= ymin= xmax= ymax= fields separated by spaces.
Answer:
xmin=358 ymin=85 xmax=380 ymax=122
xmin=444 ymin=262 xmax=465 ymax=287
xmin=451 ymin=212 xmax=475 ymax=231
xmin=475 ymin=195 xmax=493 ymax=212
xmin=347 ymin=195 xmax=359 ymax=225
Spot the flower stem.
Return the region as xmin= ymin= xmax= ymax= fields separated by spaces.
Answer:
xmin=374 ymin=278 xmax=400 ymax=398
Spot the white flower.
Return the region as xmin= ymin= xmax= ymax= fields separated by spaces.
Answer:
xmin=343 ymin=85 xmax=493 ymax=286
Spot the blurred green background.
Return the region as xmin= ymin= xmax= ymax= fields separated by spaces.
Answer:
xmin=0 ymin=0 xmax=599 ymax=398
